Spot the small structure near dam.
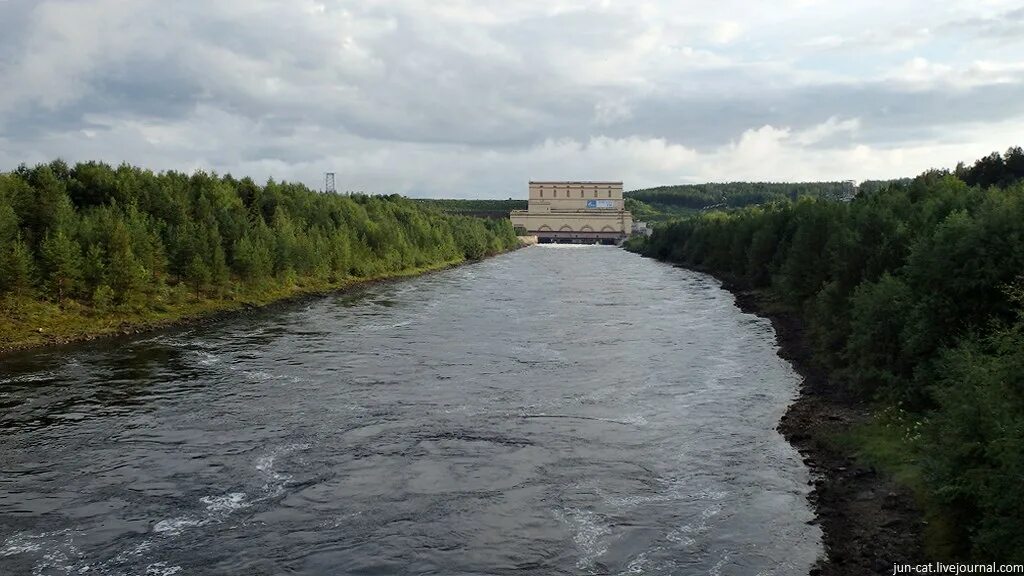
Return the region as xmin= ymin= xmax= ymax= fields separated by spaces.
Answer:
xmin=510 ymin=181 xmax=633 ymax=244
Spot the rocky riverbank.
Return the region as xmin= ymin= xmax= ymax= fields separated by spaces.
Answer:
xmin=721 ymin=280 xmax=924 ymax=575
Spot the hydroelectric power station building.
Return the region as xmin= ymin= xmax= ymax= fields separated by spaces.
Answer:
xmin=510 ymin=181 xmax=633 ymax=244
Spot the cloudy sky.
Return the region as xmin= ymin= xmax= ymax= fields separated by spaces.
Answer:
xmin=1 ymin=1 xmax=1023 ymax=197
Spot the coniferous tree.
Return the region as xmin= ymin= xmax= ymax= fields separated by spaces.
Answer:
xmin=186 ymin=254 xmax=210 ymax=298
xmin=39 ymin=229 xmax=82 ymax=304
xmin=0 ymin=235 xmax=35 ymax=296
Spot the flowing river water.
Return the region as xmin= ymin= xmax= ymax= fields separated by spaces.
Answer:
xmin=0 ymin=245 xmax=822 ymax=575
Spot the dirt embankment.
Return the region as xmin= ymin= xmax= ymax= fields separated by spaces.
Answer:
xmin=718 ymin=279 xmax=924 ymax=575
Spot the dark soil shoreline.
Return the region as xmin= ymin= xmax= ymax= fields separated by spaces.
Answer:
xmin=715 ymin=276 xmax=925 ymax=575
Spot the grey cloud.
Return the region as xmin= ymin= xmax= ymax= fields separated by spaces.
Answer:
xmin=609 ymin=80 xmax=1024 ymax=150
xmin=1 ymin=1 xmax=1023 ymax=195
xmin=942 ymin=6 xmax=1024 ymax=40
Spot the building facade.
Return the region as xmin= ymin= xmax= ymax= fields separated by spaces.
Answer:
xmin=510 ymin=181 xmax=633 ymax=244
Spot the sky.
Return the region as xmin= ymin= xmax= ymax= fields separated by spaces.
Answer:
xmin=1 ymin=1 xmax=1023 ymax=198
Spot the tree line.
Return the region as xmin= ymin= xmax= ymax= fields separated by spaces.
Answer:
xmin=627 ymin=147 xmax=1024 ymax=561
xmin=0 ymin=160 xmax=517 ymax=318
xmin=625 ymin=181 xmax=861 ymax=211
xmin=414 ymin=198 xmax=527 ymax=220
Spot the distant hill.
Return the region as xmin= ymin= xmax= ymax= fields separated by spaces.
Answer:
xmin=623 ymin=181 xmax=907 ymax=222
xmin=415 ymin=199 xmax=527 ymax=219
xmin=626 ymin=181 xmax=853 ymax=209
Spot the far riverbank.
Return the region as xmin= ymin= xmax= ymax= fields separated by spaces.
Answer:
xmin=1 ymin=243 xmax=529 ymax=358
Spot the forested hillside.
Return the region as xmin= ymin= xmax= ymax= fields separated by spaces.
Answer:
xmin=627 ymin=146 xmax=1024 ymax=561
xmin=414 ymin=198 xmax=527 ymax=219
xmin=0 ymin=160 xmax=517 ymax=350
xmin=625 ymin=181 xmax=860 ymax=215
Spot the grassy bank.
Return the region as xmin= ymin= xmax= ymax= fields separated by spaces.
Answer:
xmin=0 ymin=257 xmax=475 ymax=354
xmin=831 ymin=412 xmax=959 ymax=559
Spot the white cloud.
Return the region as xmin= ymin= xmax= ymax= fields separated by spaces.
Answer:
xmin=889 ymin=57 xmax=1024 ymax=89
xmin=793 ymin=116 xmax=860 ymax=145
xmin=710 ymin=21 xmax=743 ymax=45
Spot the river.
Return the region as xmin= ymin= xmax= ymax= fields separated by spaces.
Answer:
xmin=0 ymin=245 xmax=821 ymax=575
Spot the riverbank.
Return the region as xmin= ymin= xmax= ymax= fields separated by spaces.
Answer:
xmin=713 ymin=276 xmax=924 ymax=575
xmin=0 ymin=248 xmax=521 ymax=357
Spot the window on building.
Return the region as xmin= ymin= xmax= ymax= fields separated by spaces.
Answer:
xmin=540 ymin=189 xmax=543 ymax=198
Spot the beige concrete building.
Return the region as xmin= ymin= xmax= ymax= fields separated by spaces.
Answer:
xmin=510 ymin=181 xmax=633 ymax=244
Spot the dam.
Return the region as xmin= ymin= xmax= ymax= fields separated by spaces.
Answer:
xmin=510 ymin=181 xmax=633 ymax=244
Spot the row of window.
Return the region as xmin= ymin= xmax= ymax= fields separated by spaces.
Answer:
xmin=537 ymin=189 xmax=615 ymax=198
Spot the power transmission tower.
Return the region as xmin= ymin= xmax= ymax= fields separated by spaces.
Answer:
xmin=324 ymin=172 xmax=336 ymax=194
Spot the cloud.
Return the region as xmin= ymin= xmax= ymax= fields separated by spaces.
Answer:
xmin=888 ymin=57 xmax=1024 ymax=89
xmin=710 ymin=21 xmax=743 ymax=45
xmin=593 ymin=99 xmax=633 ymax=126
xmin=0 ymin=0 xmax=1022 ymax=197
xmin=793 ymin=117 xmax=861 ymax=146
xmin=802 ymin=27 xmax=932 ymax=53
xmin=945 ymin=6 xmax=1024 ymax=40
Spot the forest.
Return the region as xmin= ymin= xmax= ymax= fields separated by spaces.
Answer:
xmin=414 ymin=198 xmax=527 ymax=219
xmin=0 ymin=160 xmax=518 ymax=350
xmin=626 ymin=146 xmax=1024 ymax=561
xmin=626 ymin=180 xmax=861 ymax=209
xmin=622 ymin=180 xmax=903 ymax=222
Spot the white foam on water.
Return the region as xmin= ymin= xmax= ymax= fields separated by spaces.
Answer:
xmin=194 ymin=351 xmax=221 ymax=366
xmin=363 ymin=319 xmax=413 ymax=331
xmin=241 ymin=370 xmax=274 ymax=382
xmin=666 ymin=530 xmax=696 ymax=547
xmin=620 ymin=414 xmax=649 ymax=427
xmin=232 ymin=368 xmax=303 ymax=385
xmin=9 ymin=442 xmax=313 ymax=573
xmin=147 ymin=333 xmax=214 ymax=350
xmin=0 ymin=371 xmax=59 ymax=385
xmin=201 ymin=492 xmax=249 ymax=513
xmin=0 ymin=529 xmax=87 ymax=576
xmin=145 ymin=561 xmax=183 ymax=575
xmin=701 ymin=503 xmax=722 ymax=521
xmin=666 ymin=501 xmax=723 ymax=548
xmin=537 ymin=244 xmax=600 ymax=249
xmin=4 ymin=529 xmax=177 ymax=576
xmin=153 ymin=517 xmax=206 ymax=536
xmin=708 ymin=551 xmax=730 ymax=576
xmin=552 ymin=508 xmax=612 ymax=571
xmin=255 ymin=442 xmax=310 ymax=497
xmin=113 ymin=538 xmax=156 ymax=563
xmin=1 ymin=532 xmax=44 ymax=556
xmin=320 ymin=511 xmax=364 ymax=530
xmin=154 ymin=489 xmax=257 ymax=537
xmin=621 ymin=552 xmax=649 ymax=574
